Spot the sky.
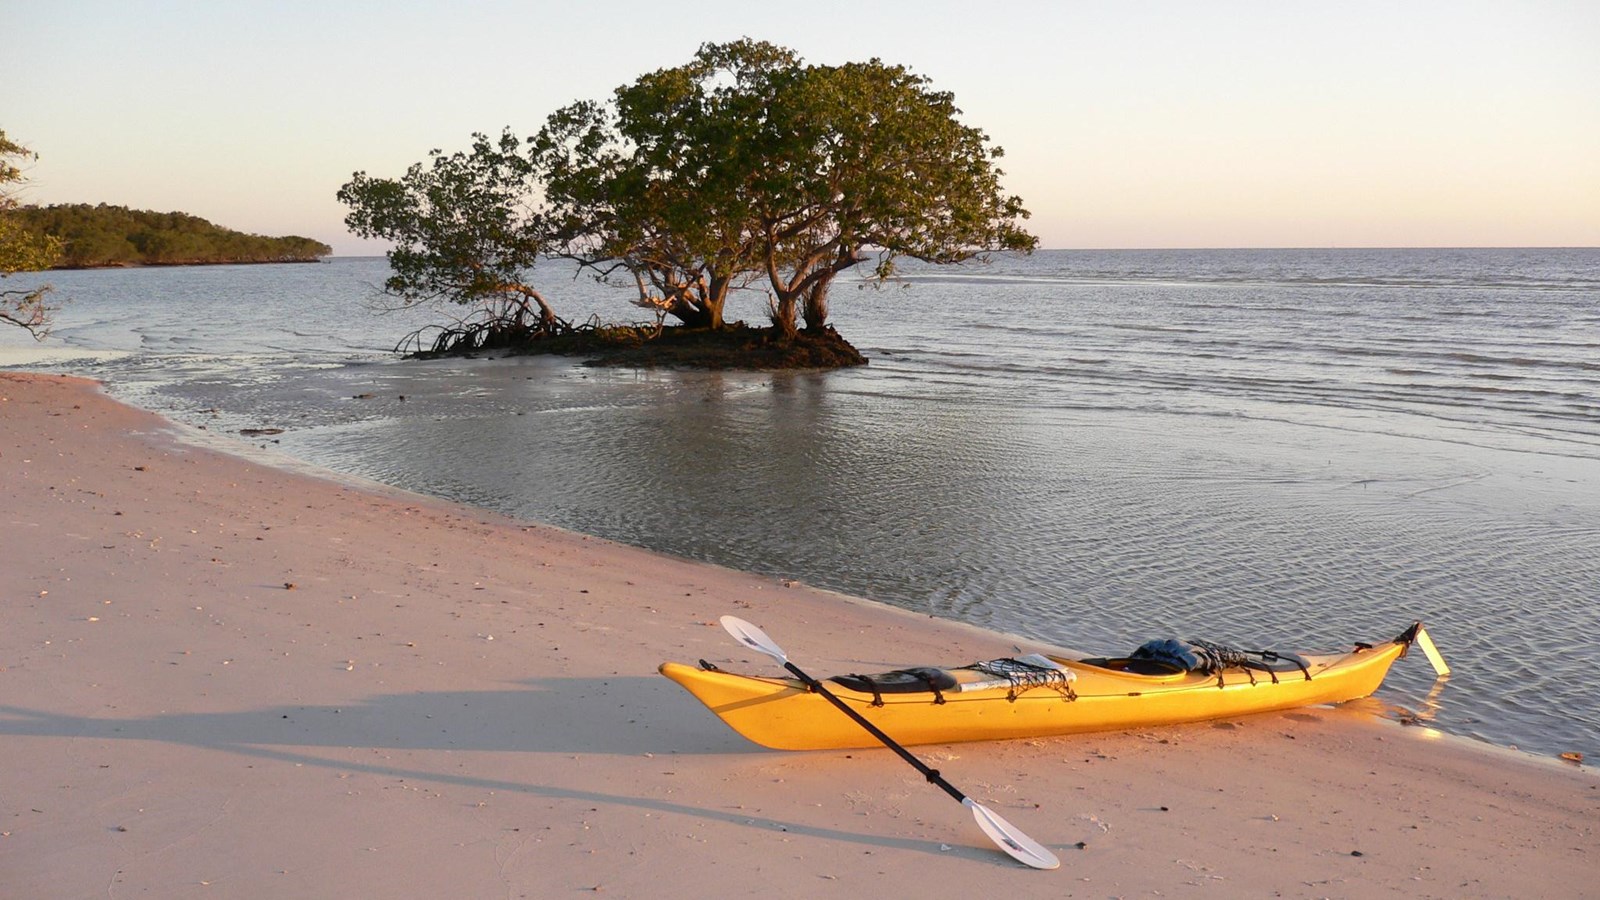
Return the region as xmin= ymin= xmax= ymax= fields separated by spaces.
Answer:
xmin=6 ymin=1 xmax=1598 ymax=254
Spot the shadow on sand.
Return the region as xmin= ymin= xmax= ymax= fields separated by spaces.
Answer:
xmin=0 ymin=675 xmax=1024 ymax=863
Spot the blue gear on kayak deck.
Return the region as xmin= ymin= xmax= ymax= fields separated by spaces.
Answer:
xmin=1129 ymin=638 xmax=1314 ymax=681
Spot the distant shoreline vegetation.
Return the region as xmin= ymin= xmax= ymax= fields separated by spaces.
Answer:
xmin=14 ymin=203 xmax=330 ymax=269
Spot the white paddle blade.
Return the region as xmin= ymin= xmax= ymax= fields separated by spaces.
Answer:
xmin=963 ymin=798 xmax=1060 ymax=870
xmin=720 ymin=615 xmax=788 ymax=665
xmin=1415 ymin=625 xmax=1450 ymax=677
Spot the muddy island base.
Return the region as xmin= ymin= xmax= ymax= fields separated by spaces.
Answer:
xmin=415 ymin=322 xmax=869 ymax=370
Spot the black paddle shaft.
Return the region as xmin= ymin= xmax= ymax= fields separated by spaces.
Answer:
xmin=783 ymin=661 xmax=967 ymax=804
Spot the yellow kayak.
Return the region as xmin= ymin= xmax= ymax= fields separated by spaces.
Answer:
xmin=660 ymin=622 xmax=1440 ymax=750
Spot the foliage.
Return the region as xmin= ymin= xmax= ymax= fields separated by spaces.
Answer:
xmin=531 ymin=40 xmax=800 ymax=330
xmin=12 ymin=203 xmax=330 ymax=268
xmin=533 ymin=40 xmax=1035 ymax=336
xmin=750 ymin=55 xmax=1038 ymax=333
xmin=338 ymin=130 xmax=564 ymax=350
xmin=339 ymin=39 xmax=1034 ymax=361
xmin=1 ymin=129 xmax=64 ymax=337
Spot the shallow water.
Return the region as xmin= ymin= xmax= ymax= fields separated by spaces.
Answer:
xmin=5 ymin=250 xmax=1597 ymax=760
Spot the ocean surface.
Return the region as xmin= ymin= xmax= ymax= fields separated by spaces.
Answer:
xmin=4 ymin=249 xmax=1597 ymax=761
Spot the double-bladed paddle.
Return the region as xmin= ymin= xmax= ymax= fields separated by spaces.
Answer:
xmin=719 ymin=615 xmax=1060 ymax=870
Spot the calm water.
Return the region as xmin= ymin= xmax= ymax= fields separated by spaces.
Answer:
xmin=4 ymin=249 xmax=1597 ymax=760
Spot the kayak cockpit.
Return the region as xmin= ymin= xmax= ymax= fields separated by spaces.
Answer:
xmin=828 ymin=654 xmax=1077 ymax=703
xmin=1069 ymin=656 xmax=1190 ymax=676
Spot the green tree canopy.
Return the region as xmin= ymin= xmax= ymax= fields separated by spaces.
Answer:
xmin=1 ymin=129 xmax=64 ymax=336
xmin=338 ymin=130 xmax=560 ymax=338
xmin=750 ymin=55 xmax=1037 ymax=332
xmin=533 ymin=40 xmax=1035 ymax=334
xmin=338 ymin=39 xmax=1035 ymax=353
xmin=532 ymin=40 xmax=801 ymax=330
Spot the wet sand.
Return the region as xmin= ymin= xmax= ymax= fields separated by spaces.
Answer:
xmin=2 ymin=371 xmax=1593 ymax=897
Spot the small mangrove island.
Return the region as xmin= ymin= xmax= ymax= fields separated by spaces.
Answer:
xmin=338 ymin=39 xmax=1035 ymax=371
xmin=13 ymin=203 xmax=330 ymax=268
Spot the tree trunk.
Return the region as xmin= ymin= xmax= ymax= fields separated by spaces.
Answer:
xmin=769 ymin=292 xmax=799 ymax=339
xmin=702 ymin=273 xmax=730 ymax=330
xmin=668 ymin=299 xmax=713 ymax=328
xmin=802 ymin=278 xmax=831 ymax=332
xmin=519 ymin=286 xmax=558 ymax=334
